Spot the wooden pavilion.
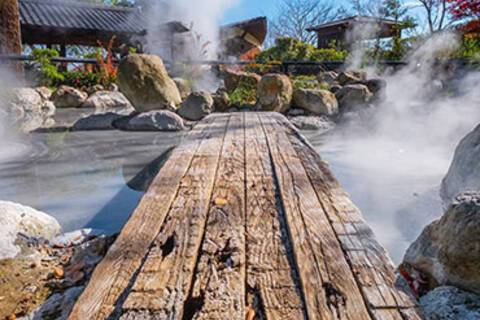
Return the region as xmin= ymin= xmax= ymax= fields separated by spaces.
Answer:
xmin=307 ymin=15 xmax=402 ymax=49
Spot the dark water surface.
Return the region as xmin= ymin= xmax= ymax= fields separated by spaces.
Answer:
xmin=0 ymin=130 xmax=184 ymax=234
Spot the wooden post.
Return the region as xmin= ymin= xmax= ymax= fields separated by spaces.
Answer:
xmin=0 ymin=0 xmax=22 ymax=70
xmin=0 ymin=0 xmax=22 ymax=54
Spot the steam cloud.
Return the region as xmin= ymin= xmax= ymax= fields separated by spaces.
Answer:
xmin=0 ymin=65 xmax=25 ymax=162
xmin=318 ymin=32 xmax=480 ymax=262
xmin=143 ymin=0 xmax=239 ymax=60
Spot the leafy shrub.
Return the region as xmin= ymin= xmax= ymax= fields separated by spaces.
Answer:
xmin=456 ymin=36 xmax=480 ymax=60
xmin=244 ymin=62 xmax=280 ymax=75
xmin=31 ymin=48 xmax=64 ymax=87
xmin=29 ymin=37 xmax=120 ymax=88
xmin=229 ymin=80 xmax=257 ymax=106
xmin=255 ymin=38 xmax=347 ymax=63
xmin=292 ymin=75 xmax=329 ymax=90
xmin=62 ymin=71 xmax=98 ymax=88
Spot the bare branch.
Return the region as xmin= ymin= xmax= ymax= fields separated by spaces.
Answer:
xmin=269 ymin=0 xmax=343 ymax=45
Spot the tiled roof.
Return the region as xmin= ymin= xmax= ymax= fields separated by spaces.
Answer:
xmin=307 ymin=15 xmax=399 ymax=32
xmin=19 ymin=0 xmax=146 ymax=34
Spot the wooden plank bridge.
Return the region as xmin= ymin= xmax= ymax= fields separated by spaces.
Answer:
xmin=68 ymin=112 xmax=421 ymax=320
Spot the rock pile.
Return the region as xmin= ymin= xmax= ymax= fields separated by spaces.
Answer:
xmin=402 ymin=192 xmax=480 ymax=295
xmin=0 ymin=201 xmax=114 ymax=320
xmin=3 ymin=53 xmax=389 ymax=133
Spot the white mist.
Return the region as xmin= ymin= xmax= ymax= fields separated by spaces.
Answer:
xmin=310 ymin=32 xmax=480 ymax=263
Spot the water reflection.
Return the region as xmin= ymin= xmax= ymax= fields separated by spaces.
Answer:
xmin=0 ymin=131 xmax=184 ymax=234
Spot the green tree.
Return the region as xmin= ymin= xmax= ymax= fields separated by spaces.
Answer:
xmin=380 ymin=0 xmax=417 ymax=59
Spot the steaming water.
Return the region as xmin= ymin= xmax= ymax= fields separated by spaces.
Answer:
xmin=0 ymin=131 xmax=184 ymax=235
xmin=305 ymin=129 xmax=448 ymax=263
xmin=0 ymin=126 xmax=447 ymax=264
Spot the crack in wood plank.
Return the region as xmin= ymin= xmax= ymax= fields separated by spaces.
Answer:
xmin=244 ymin=112 xmax=306 ymax=319
xmin=120 ymin=114 xmax=231 ymax=319
xmin=259 ymin=113 xmax=371 ymax=320
xmin=68 ymin=115 xmax=228 ymax=320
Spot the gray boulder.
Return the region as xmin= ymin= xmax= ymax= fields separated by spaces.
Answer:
xmin=35 ymin=86 xmax=53 ymax=101
xmin=117 ymin=54 xmax=182 ymax=112
xmin=441 ymin=124 xmax=480 ymax=205
xmin=293 ymin=88 xmax=338 ymax=116
xmin=362 ymin=78 xmax=387 ymax=95
xmin=52 ymin=85 xmax=88 ymax=108
xmin=403 ymin=192 xmax=480 ymax=295
xmin=334 ymin=70 xmax=369 ymax=86
xmin=290 ymin=116 xmax=335 ymax=132
xmin=173 ymin=77 xmax=192 ymax=100
xmin=330 ymin=84 xmax=342 ymax=93
xmin=257 ymin=74 xmax=293 ymax=113
xmin=81 ymin=91 xmax=134 ymax=114
xmin=317 ymin=71 xmax=338 ymax=85
xmin=223 ymin=69 xmax=261 ymax=93
xmin=420 ymin=286 xmax=480 ymax=320
xmin=177 ymin=92 xmax=214 ymax=121
xmin=125 ymin=110 xmax=186 ymax=131
xmin=0 ymin=201 xmax=62 ymax=259
xmin=73 ymin=112 xmax=125 ymax=131
xmin=335 ymin=84 xmax=373 ymax=111
xmin=287 ymin=108 xmax=307 ymax=117
xmin=336 ymin=71 xmax=362 ymax=85
xmin=5 ymin=88 xmax=56 ymax=132
xmin=212 ymin=89 xmax=231 ymax=112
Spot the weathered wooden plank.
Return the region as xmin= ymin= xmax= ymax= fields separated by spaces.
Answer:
xmin=260 ymin=113 xmax=371 ymax=320
xmin=183 ymin=112 xmax=247 ymax=319
xmin=371 ymin=309 xmax=404 ymax=320
xmin=120 ymin=114 xmax=230 ymax=319
xmin=68 ymin=115 xmax=227 ymax=320
xmin=279 ymin=114 xmax=421 ymax=318
xmin=244 ymin=112 xmax=306 ymax=319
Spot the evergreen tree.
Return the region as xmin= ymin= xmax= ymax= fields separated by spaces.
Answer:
xmin=380 ymin=0 xmax=416 ymax=59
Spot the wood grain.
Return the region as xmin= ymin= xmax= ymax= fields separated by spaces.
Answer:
xmin=185 ymin=112 xmax=247 ymax=319
xmin=120 ymin=114 xmax=230 ymax=319
xmin=244 ymin=112 xmax=306 ymax=319
xmin=278 ymin=114 xmax=421 ymax=319
xmin=69 ymin=112 xmax=422 ymax=320
xmin=68 ymin=115 xmax=227 ymax=320
xmin=260 ymin=113 xmax=371 ymax=320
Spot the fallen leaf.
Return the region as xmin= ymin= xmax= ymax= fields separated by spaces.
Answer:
xmin=214 ymin=198 xmax=228 ymax=206
xmin=53 ymin=266 xmax=64 ymax=279
xmin=246 ymin=307 xmax=255 ymax=320
xmin=7 ymin=314 xmax=16 ymax=320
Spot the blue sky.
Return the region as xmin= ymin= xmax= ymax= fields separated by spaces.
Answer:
xmin=222 ymin=0 xmax=277 ymax=24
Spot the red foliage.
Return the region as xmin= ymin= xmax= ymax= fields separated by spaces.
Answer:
xmin=96 ymin=36 xmax=118 ymax=86
xmin=448 ymin=0 xmax=480 ymax=35
xmin=448 ymin=0 xmax=480 ymax=20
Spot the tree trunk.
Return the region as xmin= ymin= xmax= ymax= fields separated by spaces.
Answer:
xmin=0 ymin=0 xmax=22 ymax=53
